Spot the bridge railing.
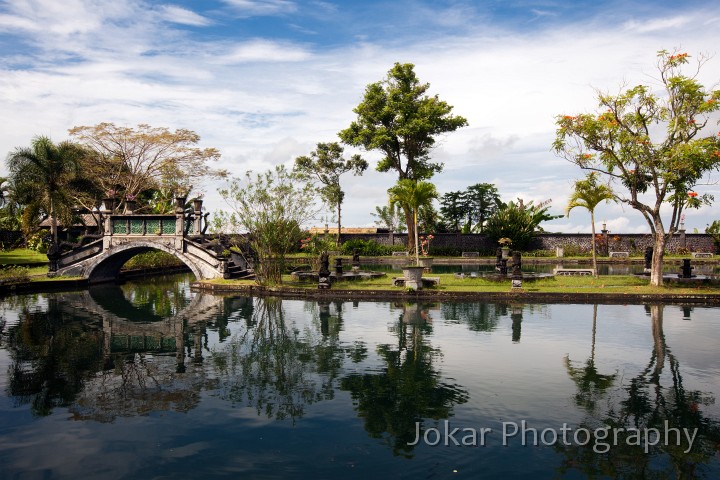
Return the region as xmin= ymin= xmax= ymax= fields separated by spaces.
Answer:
xmin=56 ymin=238 xmax=104 ymax=268
xmin=108 ymin=215 xmax=179 ymax=236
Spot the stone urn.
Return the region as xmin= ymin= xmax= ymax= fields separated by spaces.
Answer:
xmin=418 ymin=256 xmax=434 ymax=271
xmin=193 ymin=198 xmax=203 ymax=213
xmin=501 ymin=247 xmax=510 ymax=259
xmin=175 ymin=196 xmax=187 ymax=212
xmin=401 ymin=266 xmax=425 ymax=290
xmin=102 ymin=197 xmax=117 ymax=213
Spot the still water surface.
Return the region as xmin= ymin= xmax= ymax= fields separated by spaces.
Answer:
xmin=1 ymin=274 xmax=719 ymax=479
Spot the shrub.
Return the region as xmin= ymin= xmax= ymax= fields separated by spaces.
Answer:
xmin=0 ymin=265 xmax=30 ymax=285
xmin=341 ymin=238 xmax=395 ymax=256
xmin=523 ymin=249 xmax=555 ymax=257
xmin=122 ymin=251 xmax=185 ymax=270
xmin=26 ymin=231 xmax=49 ymax=253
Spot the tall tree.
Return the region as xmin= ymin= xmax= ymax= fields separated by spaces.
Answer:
xmin=465 ymin=183 xmax=501 ymax=233
xmin=387 ymin=179 xmax=438 ymax=266
xmin=439 ymin=190 xmax=468 ymax=232
xmin=566 ymin=172 xmax=615 ymax=276
xmin=294 ymin=142 xmax=368 ymax=244
xmin=6 ymin=136 xmax=86 ymax=243
xmin=554 ymin=49 xmax=720 ymax=286
xmin=339 ymin=63 xmax=467 ymax=252
xmin=69 ymin=123 xmax=225 ymax=212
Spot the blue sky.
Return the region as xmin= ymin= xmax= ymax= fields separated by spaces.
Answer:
xmin=1 ymin=0 xmax=719 ymax=233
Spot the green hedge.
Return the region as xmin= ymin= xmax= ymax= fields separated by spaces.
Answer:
xmin=341 ymin=239 xmax=406 ymax=256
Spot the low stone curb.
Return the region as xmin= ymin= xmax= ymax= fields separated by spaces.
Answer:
xmin=192 ymin=282 xmax=720 ymax=305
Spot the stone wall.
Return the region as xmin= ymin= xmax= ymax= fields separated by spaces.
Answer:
xmin=338 ymin=231 xmax=718 ymax=254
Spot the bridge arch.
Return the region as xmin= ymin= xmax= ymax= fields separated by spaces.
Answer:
xmin=83 ymin=241 xmax=204 ymax=284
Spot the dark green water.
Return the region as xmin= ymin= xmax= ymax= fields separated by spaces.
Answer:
xmin=1 ymin=274 xmax=719 ymax=479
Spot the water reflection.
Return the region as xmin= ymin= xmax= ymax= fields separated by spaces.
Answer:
xmin=209 ymin=297 xmax=343 ymax=421
xmin=558 ymin=304 xmax=720 ymax=477
xmin=1 ymin=278 xmax=719 ymax=477
xmin=340 ymin=302 xmax=469 ymax=457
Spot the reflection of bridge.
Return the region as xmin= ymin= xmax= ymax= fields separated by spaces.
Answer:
xmin=65 ymin=286 xmax=240 ymax=360
xmin=49 ymin=208 xmax=251 ymax=283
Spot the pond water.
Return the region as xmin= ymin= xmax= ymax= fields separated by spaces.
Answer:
xmin=1 ymin=274 xmax=719 ymax=479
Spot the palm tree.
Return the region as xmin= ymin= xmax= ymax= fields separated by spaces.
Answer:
xmin=388 ymin=179 xmax=438 ymax=266
xmin=566 ymin=173 xmax=614 ymax=276
xmin=7 ymin=136 xmax=86 ymax=244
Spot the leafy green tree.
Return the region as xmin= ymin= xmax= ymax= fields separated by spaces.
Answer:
xmin=439 ymin=190 xmax=467 ymax=232
xmin=294 ymin=142 xmax=368 ymax=244
xmin=554 ymin=49 xmax=720 ymax=286
xmin=6 ymin=136 xmax=87 ymax=243
xmin=371 ymin=203 xmax=406 ymax=233
xmin=465 ymin=183 xmax=501 ymax=233
xmin=387 ymin=179 xmax=438 ymax=265
xmin=566 ymin=172 xmax=615 ymax=275
xmin=484 ymin=199 xmax=561 ymax=251
xmin=339 ymin=63 xmax=467 ymax=252
xmin=219 ymin=165 xmax=319 ymax=285
xmin=0 ymin=177 xmax=21 ymax=231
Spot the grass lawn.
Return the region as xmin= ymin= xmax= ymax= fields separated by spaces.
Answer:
xmin=0 ymin=248 xmax=49 ymax=265
xmin=205 ymin=273 xmax=719 ymax=296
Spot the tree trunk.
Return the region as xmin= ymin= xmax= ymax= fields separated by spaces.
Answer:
xmin=650 ymin=230 xmax=667 ymax=287
xmin=336 ymin=201 xmax=342 ymax=247
xmin=402 ymin=205 xmax=415 ymax=255
xmin=590 ymin=211 xmax=597 ymax=277
xmin=414 ymin=208 xmax=420 ymax=266
xmin=50 ymin=197 xmax=58 ymax=245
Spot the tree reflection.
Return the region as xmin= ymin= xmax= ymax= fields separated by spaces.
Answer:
xmin=558 ymin=304 xmax=720 ymax=477
xmin=4 ymin=297 xmax=104 ymax=416
xmin=564 ymin=304 xmax=617 ymax=413
xmin=340 ymin=303 xmax=469 ymax=457
xmin=2 ymin=278 xmax=223 ymax=420
xmin=209 ymin=297 xmax=342 ymax=422
xmin=441 ymin=302 xmax=504 ymax=332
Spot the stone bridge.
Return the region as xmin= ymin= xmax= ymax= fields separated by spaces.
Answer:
xmin=49 ymin=208 xmax=251 ymax=284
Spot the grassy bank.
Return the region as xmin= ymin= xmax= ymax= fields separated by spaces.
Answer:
xmin=0 ymin=248 xmax=49 ymax=265
xmin=202 ymin=273 xmax=720 ymax=298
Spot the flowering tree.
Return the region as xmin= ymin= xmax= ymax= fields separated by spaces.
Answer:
xmin=554 ymin=50 xmax=720 ymax=286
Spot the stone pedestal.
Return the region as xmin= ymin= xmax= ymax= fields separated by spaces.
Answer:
xmin=402 ymin=266 xmax=425 ymax=291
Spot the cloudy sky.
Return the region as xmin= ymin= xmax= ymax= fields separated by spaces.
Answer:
xmin=1 ymin=0 xmax=719 ymax=233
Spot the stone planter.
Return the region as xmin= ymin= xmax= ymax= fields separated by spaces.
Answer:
xmin=102 ymin=197 xmax=117 ymax=213
xmin=125 ymin=200 xmax=137 ymax=214
xmin=401 ymin=266 xmax=425 ymax=290
xmin=501 ymin=247 xmax=510 ymax=259
xmin=193 ymin=198 xmax=203 ymax=212
xmin=175 ymin=196 xmax=187 ymax=212
xmin=418 ymin=256 xmax=434 ymax=271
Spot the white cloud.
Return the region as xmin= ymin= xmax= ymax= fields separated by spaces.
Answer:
xmin=159 ymin=5 xmax=212 ymax=26
xmin=221 ymin=0 xmax=297 ymax=17
xmin=217 ymin=39 xmax=312 ymax=63
xmin=622 ymin=15 xmax=691 ymax=33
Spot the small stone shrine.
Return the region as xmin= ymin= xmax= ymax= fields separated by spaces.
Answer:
xmin=510 ymin=251 xmax=523 ymax=290
xmin=318 ymin=252 xmax=331 ymax=289
xmin=679 ymin=258 xmax=694 ymax=279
